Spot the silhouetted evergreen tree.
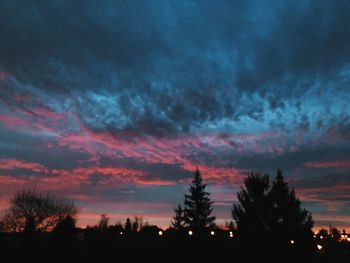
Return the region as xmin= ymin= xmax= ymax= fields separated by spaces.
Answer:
xmin=232 ymin=170 xmax=313 ymax=245
xmin=183 ymin=168 xmax=216 ymax=230
xmin=232 ymin=173 xmax=271 ymax=237
xmin=269 ymin=170 xmax=313 ymax=240
xmin=171 ymin=204 xmax=185 ymax=229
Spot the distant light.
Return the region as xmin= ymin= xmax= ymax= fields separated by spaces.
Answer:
xmin=229 ymin=231 xmax=234 ymax=238
xmin=188 ymin=230 xmax=193 ymax=236
xmin=317 ymin=244 xmax=323 ymax=250
xmin=158 ymin=230 xmax=163 ymax=236
xmin=347 ymin=237 xmax=350 ymax=242
xmin=119 ymin=231 xmax=123 ymax=235
xmin=320 ymin=235 xmax=323 ymax=239
xmin=210 ymin=231 xmax=215 ymax=236
xmin=290 ymin=240 xmax=295 ymax=244
xmin=313 ymin=234 xmax=317 ymax=238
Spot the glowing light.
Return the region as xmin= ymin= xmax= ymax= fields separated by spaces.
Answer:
xmin=158 ymin=230 xmax=163 ymax=236
xmin=210 ymin=231 xmax=215 ymax=236
xmin=120 ymin=231 xmax=123 ymax=235
xmin=290 ymin=240 xmax=294 ymax=244
xmin=320 ymin=235 xmax=323 ymax=239
xmin=188 ymin=230 xmax=193 ymax=236
xmin=347 ymin=237 xmax=350 ymax=242
xmin=229 ymin=231 xmax=234 ymax=238
xmin=317 ymin=244 xmax=323 ymax=250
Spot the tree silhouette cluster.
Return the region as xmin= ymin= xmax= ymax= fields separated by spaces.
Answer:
xmin=1 ymin=189 xmax=77 ymax=233
xmin=232 ymin=170 xmax=313 ymax=241
xmin=0 ymin=169 xmax=349 ymax=262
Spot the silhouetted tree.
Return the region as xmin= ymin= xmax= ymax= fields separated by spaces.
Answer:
xmin=232 ymin=171 xmax=314 ymax=261
xmin=132 ymin=216 xmax=143 ymax=233
xmin=171 ymin=204 xmax=185 ymax=230
xmin=1 ymin=189 xmax=77 ymax=233
xmin=124 ymin=218 xmax=132 ymax=234
xmin=317 ymin=228 xmax=329 ymax=238
xmin=269 ymin=170 xmax=313 ymax=240
xmin=53 ymin=215 xmax=76 ymax=233
xmin=232 ymin=173 xmax=271 ymax=236
xmin=183 ymin=168 xmax=216 ymax=230
xmin=52 ymin=215 xmax=77 ymax=246
xmin=329 ymin=225 xmax=340 ymax=241
xmin=97 ymin=214 xmax=109 ymax=232
xmin=232 ymin=171 xmax=313 ymax=242
xmin=225 ymin=220 xmax=235 ymax=231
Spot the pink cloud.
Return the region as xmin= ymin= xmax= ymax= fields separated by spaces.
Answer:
xmin=0 ymin=175 xmax=27 ymax=186
xmin=180 ymin=162 xmax=245 ymax=185
xmin=0 ymin=159 xmax=48 ymax=173
xmin=17 ymin=106 xmax=65 ymax=121
xmin=0 ymin=113 xmax=61 ymax=135
xmin=304 ymin=160 xmax=350 ymax=169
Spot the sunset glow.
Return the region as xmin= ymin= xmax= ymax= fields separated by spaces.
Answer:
xmin=0 ymin=0 xmax=349 ymax=231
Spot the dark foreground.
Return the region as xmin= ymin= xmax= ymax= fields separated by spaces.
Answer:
xmin=1 ymin=229 xmax=349 ymax=262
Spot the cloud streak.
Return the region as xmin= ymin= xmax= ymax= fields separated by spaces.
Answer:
xmin=0 ymin=0 xmax=350 ymax=229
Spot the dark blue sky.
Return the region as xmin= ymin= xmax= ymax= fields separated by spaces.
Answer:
xmin=0 ymin=0 xmax=349 ymax=228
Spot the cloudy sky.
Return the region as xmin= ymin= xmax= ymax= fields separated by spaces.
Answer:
xmin=0 ymin=0 xmax=350 ymax=229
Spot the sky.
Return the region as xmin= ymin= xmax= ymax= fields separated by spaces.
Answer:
xmin=0 ymin=0 xmax=350 ymax=229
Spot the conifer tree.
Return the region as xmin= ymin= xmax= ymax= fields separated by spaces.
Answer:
xmin=232 ymin=170 xmax=313 ymax=242
xmin=183 ymin=168 xmax=216 ymax=230
xmin=171 ymin=204 xmax=185 ymax=229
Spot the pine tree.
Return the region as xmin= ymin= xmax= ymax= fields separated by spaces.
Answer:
xmin=232 ymin=170 xmax=313 ymax=244
xmin=269 ymin=169 xmax=313 ymax=240
xmin=183 ymin=168 xmax=216 ymax=231
xmin=232 ymin=173 xmax=271 ymax=236
xmin=171 ymin=204 xmax=185 ymax=229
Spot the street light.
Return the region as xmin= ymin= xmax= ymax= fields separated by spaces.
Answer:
xmin=210 ymin=231 xmax=215 ymax=236
xmin=290 ymin=240 xmax=295 ymax=244
xmin=188 ymin=230 xmax=193 ymax=236
xmin=119 ymin=231 xmax=123 ymax=235
xmin=229 ymin=231 xmax=234 ymax=238
xmin=158 ymin=230 xmax=163 ymax=236
xmin=317 ymin=244 xmax=323 ymax=250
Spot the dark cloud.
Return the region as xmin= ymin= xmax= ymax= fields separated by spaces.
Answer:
xmin=1 ymin=0 xmax=350 ymax=136
xmin=0 ymin=0 xmax=350 ymax=227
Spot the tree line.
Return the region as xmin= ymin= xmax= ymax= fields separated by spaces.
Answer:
xmin=0 ymin=168 xmax=349 ymax=262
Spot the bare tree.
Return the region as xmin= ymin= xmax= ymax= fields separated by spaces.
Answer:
xmin=132 ymin=216 xmax=144 ymax=233
xmin=1 ymin=189 xmax=77 ymax=233
xmin=97 ymin=214 xmax=109 ymax=231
